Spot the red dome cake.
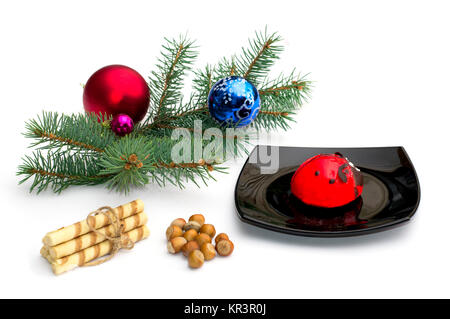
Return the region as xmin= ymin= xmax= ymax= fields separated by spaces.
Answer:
xmin=290 ymin=153 xmax=364 ymax=208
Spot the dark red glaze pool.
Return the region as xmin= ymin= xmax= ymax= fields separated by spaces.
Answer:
xmin=290 ymin=153 xmax=364 ymax=208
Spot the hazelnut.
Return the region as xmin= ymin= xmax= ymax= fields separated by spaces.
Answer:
xmin=215 ymin=233 xmax=229 ymax=244
xmin=199 ymin=224 xmax=216 ymax=238
xmin=183 ymin=221 xmax=201 ymax=232
xmin=216 ymin=239 xmax=234 ymax=256
xmin=188 ymin=250 xmax=204 ymax=268
xmin=189 ymin=214 xmax=205 ymax=227
xmin=194 ymin=233 xmax=212 ymax=247
xmin=166 ymin=225 xmax=183 ymax=240
xmin=201 ymin=243 xmax=216 ymax=261
xmin=182 ymin=240 xmax=200 ymax=257
xmin=170 ymin=218 xmax=186 ymax=229
xmin=167 ymin=237 xmax=187 ymax=254
xmin=183 ymin=229 xmax=198 ymax=242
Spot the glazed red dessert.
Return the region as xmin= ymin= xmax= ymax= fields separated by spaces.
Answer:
xmin=290 ymin=153 xmax=364 ymax=208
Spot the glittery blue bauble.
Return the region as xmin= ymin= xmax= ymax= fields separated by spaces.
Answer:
xmin=208 ymin=76 xmax=260 ymax=127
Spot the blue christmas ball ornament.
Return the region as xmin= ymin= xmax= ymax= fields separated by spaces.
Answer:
xmin=208 ymin=76 xmax=261 ymax=127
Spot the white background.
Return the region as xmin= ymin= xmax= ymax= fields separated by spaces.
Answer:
xmin=0 ymin=0 xmax=449 ymax=298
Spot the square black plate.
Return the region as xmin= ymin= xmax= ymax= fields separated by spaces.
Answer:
xmin=234 ymin=146 xmax=420 ymax=237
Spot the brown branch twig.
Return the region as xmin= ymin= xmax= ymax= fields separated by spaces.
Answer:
xmin=29 ymin=169 xmax=110 ymax=180
xmin=168 ymin=106 xmax=208 ymax=120
xmin=154 ymin=124 xmax=195 ymax=131
xmin=152 ymin=124 xmax=248 ymax=140
xmin=259 ymin=81 xmax=304 ymax=96
xmin=243 ymin=39 xmax=273 ymax=79
xmin=156 ymin=43 xmax=184 ymax=118
xmin=259 ymin=110 xmax=290 ymax=116
xmin=120 ymin=153 xmax=215 ymax=171
xmin=34 ymin=130 xmax=104 ymax=153
xmin=154 ymin=159 xmax=214 ymax=172
xmin=230 ymin=60 xmax=236 ymax=76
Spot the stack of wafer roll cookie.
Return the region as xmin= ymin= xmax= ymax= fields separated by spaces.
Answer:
xmin=40 ymin=199 xmax=149 ymax=275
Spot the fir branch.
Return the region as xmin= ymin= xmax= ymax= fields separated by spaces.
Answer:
xmin=169 ymin=107 xmax=209 ymax=120
xmin=213 ymin=57 xmax=236 ymax=81
xmin=166 ymin=94 xmax=206 ymax=120
xmin=259 ymin=72 xmax=312 ymax=111
xmin=145 ymin=35 xmax=198 ymax=126
xmin=181 ymin=60 xmax=236 ymax=119
xmin=236 ymin=29 xmax=283 ymax=86
xmin=143 ymin=121 xmax=253 ymax=160
xmin=24 ymin=111 xmax=115 ymax=153
xmin=98 ymin=136 xmax=155 ymax=193
xmin=97 ymin=135 xmax=225 ymax=193
xmin=163 ymin=63 xmax=215 ymax=122
xmin=252 ymin=110 xmax=294 ymax=130
xmin=18 ymin=134 xmax=227 ymax=194
xmin=35 ymin=130 xmax=105 ymax=153
xmin=17 ymin=150 xmax=109 ymax=194
xmin=192 ymin=65 xmax=213 ymax=109
xmin=252 ymin=72 xmax=312 ymax=130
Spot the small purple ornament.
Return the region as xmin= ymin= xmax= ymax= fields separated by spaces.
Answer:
xmin=110 ymin=113 xmax=134 ymax=136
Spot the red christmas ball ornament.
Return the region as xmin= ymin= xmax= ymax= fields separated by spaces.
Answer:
xmin=290 ymin=153 xmax=364 ymax=208
xmin=110 ymin=113 xmax=134 ymax=136
xmin=83 ymin=65 xmax=150 ymax=123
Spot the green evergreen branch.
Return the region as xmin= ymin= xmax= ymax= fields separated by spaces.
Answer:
xmin=250 ymin=72 xmax=312 ymax=130
xmin=24 ymin=111 xmax=115 ymax=153
xmin=145 ymin=35 xmax=198 ymax=126
xmin=213 ymin=57 xmax=237 ymax=80
xmin=236 ymin=29 xmax=283 ymax=86
xmin=17 ymin=150 xmax=109 ymax=194
xmin=97 ymin=135 xmax=225 ymax=193
xmin=18 ymin=133 xmax=227 ymax=194
xmin=192 ymin=65 xmax=213 ymax=109
xmin=252 ymin=111 xmax=294 ymax=130
xmin=259 ymin=72 xmax=312 ymax=111
xmin=97 ymin=135 xmax=156 ymax=193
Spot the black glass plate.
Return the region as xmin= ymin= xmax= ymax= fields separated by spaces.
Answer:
xmin=234 ymin=146 xmax=420 ymax=237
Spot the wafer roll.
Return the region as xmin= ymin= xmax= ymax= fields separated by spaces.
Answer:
xmin=45 ymin=212 xmax=148 ymax=260
xmin=40 ymin=246 xmax=52 ymax=263
xmin=50 ymin=225 xmax=150 ymax=275
xmin=42 ymin=199 xmax=144 ymax=247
